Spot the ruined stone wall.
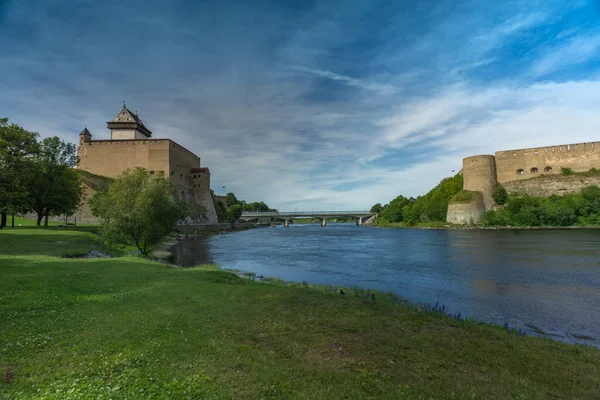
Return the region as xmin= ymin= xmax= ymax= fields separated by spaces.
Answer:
xmin=503 ymin=174 xmax=600 ymax=197
xmin=495 ymin=141 xmax=600 ymax=184
xmin=462 ymin=155 xmax=497 ymax=210
xmin=446 ymin=193 xmax=486 ymax=225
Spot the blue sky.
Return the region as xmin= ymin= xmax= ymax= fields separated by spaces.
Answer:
xmin=2 ymin=0 xmax=600 ymax=210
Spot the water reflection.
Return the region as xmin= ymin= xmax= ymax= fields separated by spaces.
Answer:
xmin=171 ymin=225 xmax=600 ymax=346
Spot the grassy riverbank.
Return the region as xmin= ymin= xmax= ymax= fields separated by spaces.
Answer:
xmin=1 ymin=228 xmax=599 ymax=399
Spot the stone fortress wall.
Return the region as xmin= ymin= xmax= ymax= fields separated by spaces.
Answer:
xmin=448 ymin=140 xmax=600 ymax=224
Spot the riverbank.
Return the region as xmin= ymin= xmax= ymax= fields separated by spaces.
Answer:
xmin=374 ymin=219 xmax=600 ymax=230
xmin=1 ymin=227 xmax=599 ymax=399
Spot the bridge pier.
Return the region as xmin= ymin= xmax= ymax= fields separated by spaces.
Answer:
xmin=284 ymin=219 xmax=290 ymax=228
xmin=355 ymin=216 xmax=362 ymax=226
xmin=321 ymin=218 xmax=327 ymax=227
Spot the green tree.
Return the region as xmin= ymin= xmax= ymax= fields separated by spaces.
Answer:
xmin=370 ymin=203 xmax=383 ymax=214
xmin=214 ymin=199 xmax=227 ymax=222
xmin=379 ymin=196 xmax=412 ymax=223
xmin=225 ymin=192 xmax=238 ymax=207
xmin=91 ymin=168 xmax=186 ymax=255
xmin=492 ymin=183 xmax=508 ymax=205
xmin=402 ymin=174 xmax=463 ymax=225
xmin=0 ymin=118 xmax=39 ymax=228
xmin=26 ymin=137 xmax=82 ymax=226
xmin=225 ymin=203 xmax=243 ymax=222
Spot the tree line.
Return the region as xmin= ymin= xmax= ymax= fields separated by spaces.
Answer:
xmin=214 ymin=192 xmax=276 ymax=222
xmin=371 ymin=174 xmax=464 ymax=226
xmin=0 ymin=118 xmax=82 ymax=228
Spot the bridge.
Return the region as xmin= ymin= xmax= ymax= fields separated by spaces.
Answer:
xmin=240 ymin=210 xmax=374 ymax=227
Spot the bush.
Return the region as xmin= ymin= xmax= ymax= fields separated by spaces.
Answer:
xmin=482 ymin=185 xmax=600 ymax=227
xmin=561 ymin=167 xmax=574 ymax=176
xmin=492 ymin=183 xmax=508 ymax=205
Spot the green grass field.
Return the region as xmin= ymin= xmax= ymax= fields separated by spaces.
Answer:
xmin=1 ymin=227 xmax=599 ymax=399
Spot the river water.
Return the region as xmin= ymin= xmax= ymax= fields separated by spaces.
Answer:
xmin=171 ymin=224 xmax=600 ymax=346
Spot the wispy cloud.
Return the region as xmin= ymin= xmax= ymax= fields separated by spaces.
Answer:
xmin=290 ymin=65 xmax=399 ymax=94
xmin=530 ymin=32 xmax=600 ymax=77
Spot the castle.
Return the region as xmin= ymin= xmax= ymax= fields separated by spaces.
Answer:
xmin=447 ymin=141 xmax=600 ymax=224
xmin=77 ymin=105 xmax=218 ymax=224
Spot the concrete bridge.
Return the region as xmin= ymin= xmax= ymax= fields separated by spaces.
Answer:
xmin=240 ymin=210 xmax=373 ymax=227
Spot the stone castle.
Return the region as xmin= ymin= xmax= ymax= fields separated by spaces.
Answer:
xmin=447 ymin=141 xmax=600 ymax=224
xmin=76 ymin=105 xmax=218 ymax=224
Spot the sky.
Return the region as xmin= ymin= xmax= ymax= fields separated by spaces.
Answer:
xmin=2 ymin=0 xmax=600 ymax=210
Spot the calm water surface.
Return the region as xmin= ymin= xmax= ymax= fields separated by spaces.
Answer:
xmin=171 ymin=224 xmax=600 ymax=346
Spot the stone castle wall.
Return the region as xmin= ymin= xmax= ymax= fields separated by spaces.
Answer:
xmin=446 ymin=193 xmax=485 ymax=225
xmin=77 ymin=137 xmax=218 ymax=224
xmin=495 ymin=141 xmax=600 ymax=183
xmin=448 ymin=140 xmax=600 ymax=224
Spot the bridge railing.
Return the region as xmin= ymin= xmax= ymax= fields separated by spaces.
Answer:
xmin=241 ymin=210 xmax=372 ymax=217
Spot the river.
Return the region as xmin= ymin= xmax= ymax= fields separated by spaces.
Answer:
xmin=170 ymin=224 xmax=600 ymax=346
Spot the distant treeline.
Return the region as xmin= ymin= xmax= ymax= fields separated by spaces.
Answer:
xmin=371 ymin=174 xmax=463 ymax=226
xmin=214 ymin=192 xmax=276 ymax=222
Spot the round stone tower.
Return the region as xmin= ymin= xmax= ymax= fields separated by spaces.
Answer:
xmin=462 ymin=155 xmax=497 ymax=210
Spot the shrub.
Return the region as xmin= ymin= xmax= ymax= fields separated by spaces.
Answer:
xmin=492 ymin=183 xmax=508 ymax=205
xmin=561 ymin=167 xmax=574 ymax=176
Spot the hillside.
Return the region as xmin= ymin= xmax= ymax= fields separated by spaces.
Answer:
xmin=75 ymin=169 xmax=113 ymax=192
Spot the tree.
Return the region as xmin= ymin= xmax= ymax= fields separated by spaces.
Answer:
xmin=0 ymin=118 xmax=39 ymax=228
xmin=91 ymin=168 xmax=186 ymax=255
xmin=225 ymin=192 xmax=238 ymax=207
xmin=225 ymin=203 xmax=243 ymax=222
xmin=25 ymin=137 xmax=82 ymax=226
xmin=492 ymin=183 xmax=508 ymax=205
xmin=370 ymin=203 xmax=383 ymax=214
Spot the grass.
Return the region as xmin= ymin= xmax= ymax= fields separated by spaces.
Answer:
xmin=76 ymin=169 xmax=113 ymax=191
xmin=449 ymin=190 xmax=481 ymax=203
xmin=1 ymin=229 xmax=599 ymax=399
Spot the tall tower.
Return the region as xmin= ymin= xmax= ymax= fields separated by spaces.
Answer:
xmin=106 ymin=104 xmax=152 ymax=140
xmin=462 ymin=155 xmax=497 ymax=210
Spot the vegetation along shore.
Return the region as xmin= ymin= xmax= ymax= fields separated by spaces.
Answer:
xmin=1 ymin=225 xmax=599 ymax=399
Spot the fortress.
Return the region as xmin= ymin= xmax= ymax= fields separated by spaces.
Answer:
xmin=447 ymin=141 xmax=600 ymax=224
xmin=76 ymin=105 xmax=218 ymax=224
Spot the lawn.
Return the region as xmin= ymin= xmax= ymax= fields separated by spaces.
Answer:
xmin=1 ymin=228 xmax=599 ymax=399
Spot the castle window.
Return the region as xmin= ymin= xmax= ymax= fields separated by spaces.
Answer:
xmin=530 ymin=167 xmax=538 ymax=173
xmin=516 ymin=169 xmax=524 ymax=175
xmin=501 ymin=153 xmax=505 ymax=157
xmin=158 ymin=171 xmax=164 ymax=176
xmin=193 ymin=175 xmax=196 ymax=179
xmin=544 ymin=166 xmax=553 ymax=172
xmin=150 ymin=170 xmax=155 ymax=175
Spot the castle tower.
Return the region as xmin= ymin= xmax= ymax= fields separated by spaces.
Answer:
xmin=462 ymin=155 xmax=497 ymax=209
xmin=78 ymin=127 xmax=92 ymax=145
xmin=106 ymin=104 xmax=152 ymax=140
